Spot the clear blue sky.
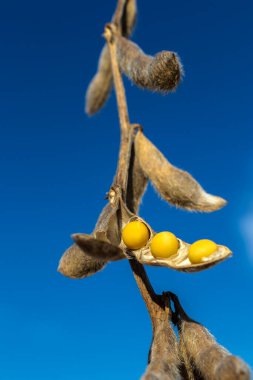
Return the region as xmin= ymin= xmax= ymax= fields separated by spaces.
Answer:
xmin=0 ymin=0 xmax=253 ymax=379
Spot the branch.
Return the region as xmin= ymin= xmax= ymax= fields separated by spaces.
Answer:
xmin=104 ymin=18 xmax=183 ymax=380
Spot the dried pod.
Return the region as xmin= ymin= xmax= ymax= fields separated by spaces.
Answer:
xmin=85 ymin=46 xmax=113 ymax=115
xmin=57 ymin=243 xmax=106 ymax=279
xmin=85 ymin=0 xmax=138 ymax=115
xmin=121 ymin=217 xmax=232 ymax=272
xmin=58 ymin=187 xmax=133 ymax=279
xmin=121 ymin=0 xmax=137 ymax=37
xmin=135 ymin=131 xmax=227 ymax=212
xmin=141 ymin=318 xmax=181 ymax=380
xmin=141 ymin=295 xmax=182 ymax=380
xmin=115 ymin=33 xmax=182 ymax=92
xmin=132 ymin=235 xmax=231 ymax=273
xmin=72 ymin=233 xmax=126 ymax=262
xmin=170 ymin=293 xmax=251 ymax=380
xmin=126 ymin=139 xmax=148 ymax=213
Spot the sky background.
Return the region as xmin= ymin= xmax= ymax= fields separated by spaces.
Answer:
xmin=0 ymin=0 xmax=253 ymax=379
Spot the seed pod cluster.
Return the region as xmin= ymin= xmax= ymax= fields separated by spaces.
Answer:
xmin=85 ymin=0 xmax=137 ymax=115
xmin=170 ymin=293 xmax=251 ymax=380
xmin=121 ymin=219 xmax=232 ymax=272
xmin=135 ymin=131 xmax=227 ymax=212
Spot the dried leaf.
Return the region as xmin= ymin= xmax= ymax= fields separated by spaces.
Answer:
xmin=135 ymin=131 xmax=227 ymax=212
xmin=170 ymin=294 xmax=251 ymax=380
xmin=115 ymin=34 xmax=182 ymax=92
xmin=85 ymin=0 xmax=138 ymax=115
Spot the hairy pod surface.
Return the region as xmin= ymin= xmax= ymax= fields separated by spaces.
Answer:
xmin=85 ymin=46 xmax=113 ymax=115
xmin=115 ymin=34 xmax=182 ymax=92
xmin=72 ymin=234 xmax=126 ymax=262
xmin=126 ymin=139 xmax=148 ymax=213
xmin=85 ymin=0 xmax=137 ymax=115
xmin=121 ymin=0 xmax=137 ymax=37
xmin=141 ymin=302 xmax=182 ymax=380
xmin=171 ymin=295 xmax=251 ymax=380
xmin=58 ymin=187 xmax=133 ymax=279
xmin=57 ymin=243 xmax=106 ymax=279
xmin=135 ymin=131 xmax=227 ymax=212
xmin=180 ymin=321 xmax=251 ymax=380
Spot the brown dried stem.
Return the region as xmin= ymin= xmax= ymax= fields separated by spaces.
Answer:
xmin=104 ymin=19 xmax=182 ymax=379
xmin=104 ymin=23 xmax=134 ymax=199
xmin=104 ymin=21 xmax=163 ymax=324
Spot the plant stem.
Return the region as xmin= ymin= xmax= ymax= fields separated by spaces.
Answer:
xmin=104 ymin=23 xmax=134 ymax=200
xmin=104 ymin=21 xmax=165 ymax=324
xmin=104 ymin=19 xmax=184 ymax=379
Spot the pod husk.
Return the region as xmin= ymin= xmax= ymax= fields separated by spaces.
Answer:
xmin=85 ymin=0 xmax=138 ymax=115
xmin=58 ymin=187 xmax=133 ymax=279
xmin=135 ymin=131 xmax=227 ymax=212
xmin=141 ymin=296 xmax=182 ymax=380
xmin=57 ymin=242 xmax=106 ymax=279
xmin=126 ymin=138 xmax=148 ymax=213
xmin=115 ymin=34 xmax=182 ymax=93
xmin=170 ymin=293 xmax=251 ymax=380
xmin=72 ymin=233 xmax=125 ymax=262
xmin=126 ymin=233 xmax=232 ymax=273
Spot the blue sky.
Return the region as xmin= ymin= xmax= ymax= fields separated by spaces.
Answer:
xmin=0 ymin=0 xmax=252 ymax=378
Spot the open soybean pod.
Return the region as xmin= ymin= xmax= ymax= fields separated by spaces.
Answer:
xmin=131 ymin=235 xmax=231 ymax=273
xmin=135 ymin=131 xmax=227 ymax=212
xmin=120 ymin=217 xmax=231 ymax=272
xmin=115 ymin=33 xmax=183 ymax=92
xmin=170 ymin=294 xmax=251 ymax=380
xmin=85 ymin=0 xmax=137 ymax=115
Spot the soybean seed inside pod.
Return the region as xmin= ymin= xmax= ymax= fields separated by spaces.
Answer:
xmin=188 ymin=239 xmax=218 ymax=264
xmin=122 ymin=221 xmax=150 ymax=250
xmin=151 ymin=231 xmax=179 ymax=258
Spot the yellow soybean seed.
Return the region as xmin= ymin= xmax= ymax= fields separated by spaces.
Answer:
xmin=122 ymin=221 xmax=150 ymax=250
xmin=188 ymin=239 xmax=218 ymax=264
xmin=150 ymin=231 xmax=179 ymax=258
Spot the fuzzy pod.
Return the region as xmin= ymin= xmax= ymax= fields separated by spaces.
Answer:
xmin=85 ymin=0 xmax=137 ymax=115
xmin=135 ymin=131 xmax=227 ymax=212
xmin=115 ymin=33 xmax=182 ymax=93
xmin=85 ymin=46 xmax=113 ymax=115
xmin=58 ymin=187 xmax=133 ymax=279
xmin=121 ymin=0 xmax=137 ymax=37
xmin=57 ymin=243 xmax=106 ymax=279
xmin=72 ymin=233 xmax=126 ymax=262
xmin=171 ymin=294 xmax=251 ymax=380
xmin=126 ymin=139 xmax=148 ymax=213
xmin=141 ymin=295 xmax=182 ymax=380
xmin=141 ymin=321 xmax=182 ymax=380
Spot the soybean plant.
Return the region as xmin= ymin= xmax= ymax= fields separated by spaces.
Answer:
xmin=57 ymin=0 xmax=250 ymax=378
